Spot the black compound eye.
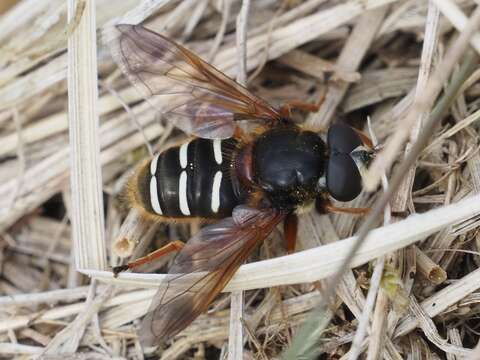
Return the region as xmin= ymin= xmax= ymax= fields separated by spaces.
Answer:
xmin=326 ymin=153 xmax=362 ymax=202
xmin=328 ymin=123 xmax=362 ymax=154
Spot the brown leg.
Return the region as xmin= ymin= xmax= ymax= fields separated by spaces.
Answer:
xmin=317 ymin=198 xmax=409 ymax=218
xmin=246 ymin=190 xmax=264 ymax=209
xmin=352 ymin=128 xmax=374 ymax=149
xmin=283 ymin=213 xmax=298 ymax=254
xmin=233 ymin=126 xmax=254 ymax=142
xmin=327 ymin=204 xmax=408 ymax=218
xmin=316 ymin=198 xmax=370 ymax=215
xmin=279 ymin=100 xmax=322 ymax=117
xmin=325 ymin=204 xmax=370 ymax=215
xmin=113 ymin=240 xmax=185 ymax=276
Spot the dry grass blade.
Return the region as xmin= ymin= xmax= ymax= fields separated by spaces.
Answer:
xmin=3 ymin=1 xmax=480 ymax=358
xmin=415 ymin=246 xmax=447 ymax=285
xmin=365 ymin=1 xmax=480 ymax=191
xmin=67 ymin=0 xmax=106 ymax=270
xmin=228 ymin=1 xmax=251 ymax=358
xmin=307 ymin=5 xmax=389 ymax=129
xmin=82 ymin=194 xmax=480 ymax=291
xmin=284 ymin=6 xmax=480 ymax=359
xmin=408 ymin=296 xmax=471 ymax=357
xmin=348 ymin=121 xmax=390 ymax=360
xmin=468 ymin=342 xmax=480 ymax=360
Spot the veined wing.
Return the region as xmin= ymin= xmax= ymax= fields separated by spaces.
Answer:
xmin=139 ymin=205 xmax=285 ymax=346
xmin=107 ymin=24 xmax=281 ymax=139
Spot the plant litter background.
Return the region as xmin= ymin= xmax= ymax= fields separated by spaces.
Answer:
xmin=1 ymin=0 xmax=480 ymax=359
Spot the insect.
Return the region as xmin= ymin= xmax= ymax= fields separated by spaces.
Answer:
xmin=107 ymin=24 xmax=376 ymax=346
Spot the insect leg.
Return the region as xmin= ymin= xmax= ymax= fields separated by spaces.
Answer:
xmin=283 ymin=213 xmax=298 ymax=254
xmin=279 ymin=100 xmax=321 ymax=117
xmin=316 ymin=198 xmax=370 ymax=215
xmin=318 ymin=199 xmax=408 ymax=218
xmin=325 ymin=204 xmax=370 ymax=215
xmin=233 ymin=126 xmax=254 ymax=143
xmin=351 ymin=128 xmax=374 ymax=149
xmin=113 ymin=240 xmax=185 ymax=276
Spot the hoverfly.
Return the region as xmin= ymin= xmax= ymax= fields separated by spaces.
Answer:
xmin=107 ymin=24 xmax=376 ymax=346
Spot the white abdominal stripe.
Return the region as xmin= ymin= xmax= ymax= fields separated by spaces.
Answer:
xmin=150 ymin=176 xmax=163 ymax=215
xmin=149 ymin=154 xmax=163 ymax=215
xmin=211 ymin=171 xmax=222 ymax=213
xmin=179 ymin=141 xmax=189 ymax=169
xmin=179 ymin=141 xmax=191 ymax=216
xmin=211 ymin=139 xmax=223 ymax=213
xmin=213 ymin=138 xmax=223 ymax=165
xmin=179 ymin=170 xmax=190 ymax=215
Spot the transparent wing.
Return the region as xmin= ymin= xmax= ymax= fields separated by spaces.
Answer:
xmin=106 ymin=24 xmax=281 ymax=139
xmin=139 ymin=206 xmax=285 ymax=346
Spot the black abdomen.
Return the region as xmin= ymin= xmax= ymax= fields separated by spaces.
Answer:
xmin=141 ymin=138 xmax=240 ymax=218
